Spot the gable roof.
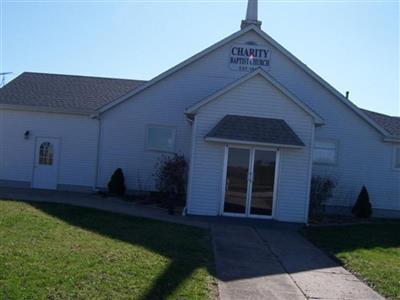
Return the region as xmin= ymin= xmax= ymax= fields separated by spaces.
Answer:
xmin=96 ymin=25 xmax=395 ymax=140
xmin=185 ymin=68 xmax=325 ymax=125
xmin=96 ymin=25 xmax=259 ymax=113
xmin=0 ymin=72 xmax=145 ymax=114
xmin=361 ymin=109 xmax=400 ymax=138
xmin=0 ymin=27 xmax=397 ymax=142
xmin=205 ymin=115 xmax=305 ymax=148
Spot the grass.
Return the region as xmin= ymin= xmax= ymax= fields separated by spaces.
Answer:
xmin=0 ymin=200 xmax=215 ymax=300
xmin=302 ymin=221 xmax=400 ymax=299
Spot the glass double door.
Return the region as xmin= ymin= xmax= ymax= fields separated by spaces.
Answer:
xmin=223 ymin=147 xmax=277 ymax=218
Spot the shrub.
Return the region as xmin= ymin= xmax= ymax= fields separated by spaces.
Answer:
xmin=352 ymin=186 xmax=372 ymax=218
xmin=153 ymin=154 xmax=188 ymax=214
xmin=309 ymin=176 xmax=336 ymax=222
xmin=108 ymin=168 xmax=126 ymax=196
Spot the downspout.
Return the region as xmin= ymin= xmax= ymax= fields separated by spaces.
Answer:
xmin=91 ymin=112 xmax=101 ymax=191
xmin=185 ymin=113 xmax=197 ymax=216
xmin=304 ymin=123 xmax=316 ymax=225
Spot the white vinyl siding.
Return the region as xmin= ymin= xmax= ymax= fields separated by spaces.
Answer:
xmin=188 ymin=75 xmax=314 ymax=222
xmin=146 ymin=125 xmax=176 ymax=152
xmin=0 ymin=109 xmax=98 ymax=189
xmin=313 ymin=140 xmax=337 ymax=165
xmin=98 ymin=29 xmax=399 ymax=214
xmin=1 ymin=28 xmax=399 ymax=219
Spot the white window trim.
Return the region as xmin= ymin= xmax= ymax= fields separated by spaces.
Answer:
xmin=393 ymin=146 xmax=400 ymax=170
xmin=145 ymin=124 xmax=176 ymax=153
xmin=313 ymin=139 xmax=339 ymax=166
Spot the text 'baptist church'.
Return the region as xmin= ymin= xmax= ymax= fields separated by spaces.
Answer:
xmin=230 ymin=44 xmax=271 ymax=71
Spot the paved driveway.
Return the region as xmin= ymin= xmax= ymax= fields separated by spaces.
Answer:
xmin=212 ymin=223 xmax=383 ymax=300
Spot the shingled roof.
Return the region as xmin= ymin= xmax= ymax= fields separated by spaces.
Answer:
xmin=361 ymin=109 xmax=400 ymax=138
xmin=0 ymin=72 xmax=145 ymax=112
xmin=205 ymin=115 xmax=305 ymax=147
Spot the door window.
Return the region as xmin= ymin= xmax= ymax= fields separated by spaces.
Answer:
xmin=38 ymin=142 xmax=54 ymax=165
xmin=223 ymin=147 xmax=277 ymax=217
xmin=250 ymin=150 xmax=276 ymax=216
xmin=224 ymin=148 xmax=250 ymax=214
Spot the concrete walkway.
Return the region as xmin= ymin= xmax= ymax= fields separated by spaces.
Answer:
xmin=213 ymin=223 xmax=383 ymax=300
xmin=212 ymin=224 xmax=305 ymax=299
xmin=0 ymin=187 xmax=384 ymax=299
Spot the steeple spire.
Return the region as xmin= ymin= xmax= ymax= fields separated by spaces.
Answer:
xmin=241 ymin=0 xmax=262 ymax=29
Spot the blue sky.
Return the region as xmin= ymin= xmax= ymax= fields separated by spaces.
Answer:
xmin=1 ymin=0 xmax=399 ymax=115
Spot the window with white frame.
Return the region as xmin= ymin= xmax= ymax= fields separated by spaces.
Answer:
xmin=394 ymin=147 xmax=400 ymax=169
xmin=313 ymin=140 xmax=337 ymax=165
xmin=146 ymin=125 xmax=175 ymax=152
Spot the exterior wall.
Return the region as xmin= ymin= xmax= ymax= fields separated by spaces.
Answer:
xmin=244 ymin=32 xmax=400 ymax=213
xmin=0 ymin=109 xmax=98 ymax=190
xmin=0 ymin=27 xmax=396 ymax=218
xmin=97 ymin=30 xmax=311 ymax=192
xmin=97 ymin=32 xmax=262 ymax=191
xmin=99 ymin=28 xmax=399 ymax=214
xmin=230 ymin=31 xmax=400 ymax=213
xmin=188 ymin=75 xmax=314 ymax=222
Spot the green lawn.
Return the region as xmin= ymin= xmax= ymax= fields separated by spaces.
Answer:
xmin=303 ymin=221 xmax=400 ymax=299
xmin=0 ymin=200 xmax=215 ymax=300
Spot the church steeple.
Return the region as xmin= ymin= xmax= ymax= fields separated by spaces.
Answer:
xmin=241 ymin=0 xmax=262 ymax=29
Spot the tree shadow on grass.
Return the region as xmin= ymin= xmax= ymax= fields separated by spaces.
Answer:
xmin=14 ymin=200 xmax=399 ymax=299
xmin=26 ymin=201 xmax=215 ymax=300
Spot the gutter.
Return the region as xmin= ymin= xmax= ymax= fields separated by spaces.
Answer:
xmin=384 ymin=136 xmax=400 ymax=143
xmin=205 ymin=136 xmax=305 ymax=149
xmin=0 ymin=104 xmax=94 ymax=116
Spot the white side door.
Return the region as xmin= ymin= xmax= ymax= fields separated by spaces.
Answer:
xmin=32 ymin=137 xmax=60 ymax=190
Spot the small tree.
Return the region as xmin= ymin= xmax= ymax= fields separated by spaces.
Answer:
xmin=352 ymin=186 xmax=372 ymax=218
xmin=108 ymin=168 xmax=126 ymax=196
xmin=153 ymin=154 xmax=188 ymax=214
xmin=309 ymin=176 xmax=336 ymax=222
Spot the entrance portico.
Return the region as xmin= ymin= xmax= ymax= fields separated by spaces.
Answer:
xmin=186 ymin=69 xmax=322 ymax=222
xmin=203 ymin=114 xmax=306 ymax=219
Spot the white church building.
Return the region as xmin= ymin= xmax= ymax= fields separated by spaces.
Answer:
xmin=0 ymin=0 xmax=399 ymax=222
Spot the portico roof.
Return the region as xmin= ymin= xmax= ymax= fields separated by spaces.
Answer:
xmin=205 ymin=115 xmax=305 ymax=148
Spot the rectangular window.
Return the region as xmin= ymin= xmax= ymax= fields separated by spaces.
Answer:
xmin=146 ymin=125 xmax=175 ymax=152
xmin=394 ymin=147 xmax=400 ymax=169
xmin=313 ymin=140 xmax=337 ymax=165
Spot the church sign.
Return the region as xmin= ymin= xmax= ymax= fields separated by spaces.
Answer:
xmin=229 ymin=44 xmax=271 ymax=72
